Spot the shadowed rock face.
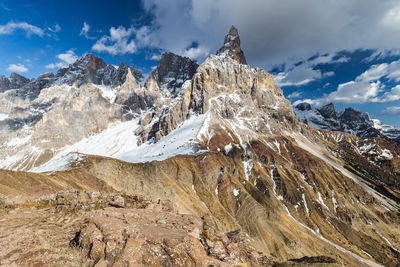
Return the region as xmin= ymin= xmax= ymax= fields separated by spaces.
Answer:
xmin=146 ymin=52 xmax=199 ymax=96
xmin=295 ymin=102 xmax=311 ymax=111
xmin=217 ymin=25 xmax=247 ymax=65
xmin=0 ymin=72 xmax=30 ymax=93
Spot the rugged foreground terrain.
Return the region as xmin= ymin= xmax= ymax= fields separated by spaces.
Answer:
xmin=0 ymin=26 xmax=400 ymax=266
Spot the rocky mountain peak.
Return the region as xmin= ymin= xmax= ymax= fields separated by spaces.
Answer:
xmin=317 ymin=103 xmax=338 ymax=119
xmin=147 ymin=52 xmax=198 ymax=95
xmin=9 ymin=72 xmax=30 ymax=89
xmin=340 ymin=107 xmax=364 ymax=122
xmin=217 ymin=25 xmax=247 ymax=65
xmin=81 ymin=53 xmax=107 ymax=70
xmin=295 ymin=102 xmax=312 ymax=111
xmin=0 ymin=75 xmax=10 ymax=92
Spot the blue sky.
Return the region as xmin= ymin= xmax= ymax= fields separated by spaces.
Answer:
xmin=1 ymin=0 xmax=400 ymax=126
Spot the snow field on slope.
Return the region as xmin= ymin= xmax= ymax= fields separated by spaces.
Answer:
xmin=32 ymin=114 xmax=206 ymax=172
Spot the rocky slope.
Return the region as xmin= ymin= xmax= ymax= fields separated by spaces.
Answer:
xmin=0 ymin=26 xmax=400 ymax=266
xmin=295 ymin=102 xmax=400 ymax=143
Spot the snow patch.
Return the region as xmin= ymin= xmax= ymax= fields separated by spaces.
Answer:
xmin=6 ymin=135 xmax=32 ymax=147
xmin=233 ymin=188 xmax=240 ymax=197
xmin=317 ymin=192 xmax=330 ymax=211
xmin=37 ymin=153 xmax=86 ymax=172
xmin=380 ymin=149 xmax=393 ymax=159
xmin=243 ymin=158 xmax=253 ymax=181
xmin=302 ymin=193 xmax=309 ymax=215
xmin=0 ymin=113 xmax=8 ymax=121
xmin=93 ymin=84 xmax=117 ymax=104
xmin=32 ymin=114 xmax=206 ymax=172
xmin=224 ymin=143 xmax=233 ymax=155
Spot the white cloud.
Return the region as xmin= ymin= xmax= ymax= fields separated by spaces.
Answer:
xmin=57 ymin=50 xmax=78 ymax=64
xmin=181 ymin=45 xmax=209 ymax=59
xmin=364 ymin=49 xmax=400 ymax=62
xmin=140 ymin=0 xmax=400 ymax=68
xmin=0 ymin=21 xmax=44 ymax=37
xmin=288 ymin=91 xmax=302 ymax=98
xmin=274 ymin=69 xmax=320 ymax=87
xmin=45 ymin=50 xmax=78 ymax=69
xmin=92 ymin=25 xmax=137 ymax=55
xmin=296 ymin=59 xmax=400 ymax=105
xmin=327 ymin=80 xmax=383 ymax=103
xmin=380 ymin=85 xmax=400 ymax=102
xmin=273 ymin=53 xmax=342 ymax=87
xmin=47 ymin=24 xmax=61 ymax=33
xmin=323 ymin=71 xmax=335 ymax=77
xmin=293 ymin=98 xmax=323 ymax=107
xmin=80 ymin=22 xmax=95 ymax=39
xmin=7 ymin=64 xmax=28 ymax=73
xmin=380 ymin=106 xmax=400 ymax=115
xmin=150 ymin=54 xmax=161 ymax=61
xmin=45 ymin=62 xmax=65 ymax=69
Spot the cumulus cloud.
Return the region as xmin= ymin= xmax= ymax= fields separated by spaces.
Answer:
xmin=181 ymin=45 xmax=209 ymax=59
xmin=46 ymin=50 xmax=78 ymax=69
xmin=379 ymin=106 xmax=400 ymax=115
xmin=92 ymin=25 xmax=138 ymax=55
xmin=287 ymin=91 xmax=302 ymax=99
xmin=80 ymin=22 xmax=95 ymax=39
xmin=139 ymin=0 xmax=400 ymax=68
xmin=0 ymin=21 xmax=44 ymax=37
xmin=57 ymin=50 xmax=78 ymax=64
xmin=295 ymin=59 xmax=400 ymax=105
xmin=7 ymin=64 xmax=28 ymax=73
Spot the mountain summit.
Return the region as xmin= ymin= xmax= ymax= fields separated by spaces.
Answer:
xmin=217 ymin=25 xmax=247 ymax=64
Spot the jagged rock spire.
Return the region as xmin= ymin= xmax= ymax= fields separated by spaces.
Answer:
xmin=217 ymin=25 xmax=247 ymax=65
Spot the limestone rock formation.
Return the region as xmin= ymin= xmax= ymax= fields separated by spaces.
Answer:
xmin=217 ymin=25 xmax=247 ymax=64
xmin=146 ymin=52 xmax=199 ymax=96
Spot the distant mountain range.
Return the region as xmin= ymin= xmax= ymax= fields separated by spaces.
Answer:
xmin=294 ymin=102 xmax=400 ymax=143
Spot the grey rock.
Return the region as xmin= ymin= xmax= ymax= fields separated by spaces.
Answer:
xmin=217 ymin=25 xmax=247 ymax=65
xmin=146 ymin=52 xmax=198 ymax=96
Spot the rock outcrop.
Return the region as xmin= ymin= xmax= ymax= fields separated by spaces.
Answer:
xmin=0 ymin=190 xmax=271 ymax=266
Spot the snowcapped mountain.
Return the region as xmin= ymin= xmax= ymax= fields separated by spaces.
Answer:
xmin=294 ymin=102 xmax=400 ymax=142
xmin=1 ymin=26 xmax=400 ymax=266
